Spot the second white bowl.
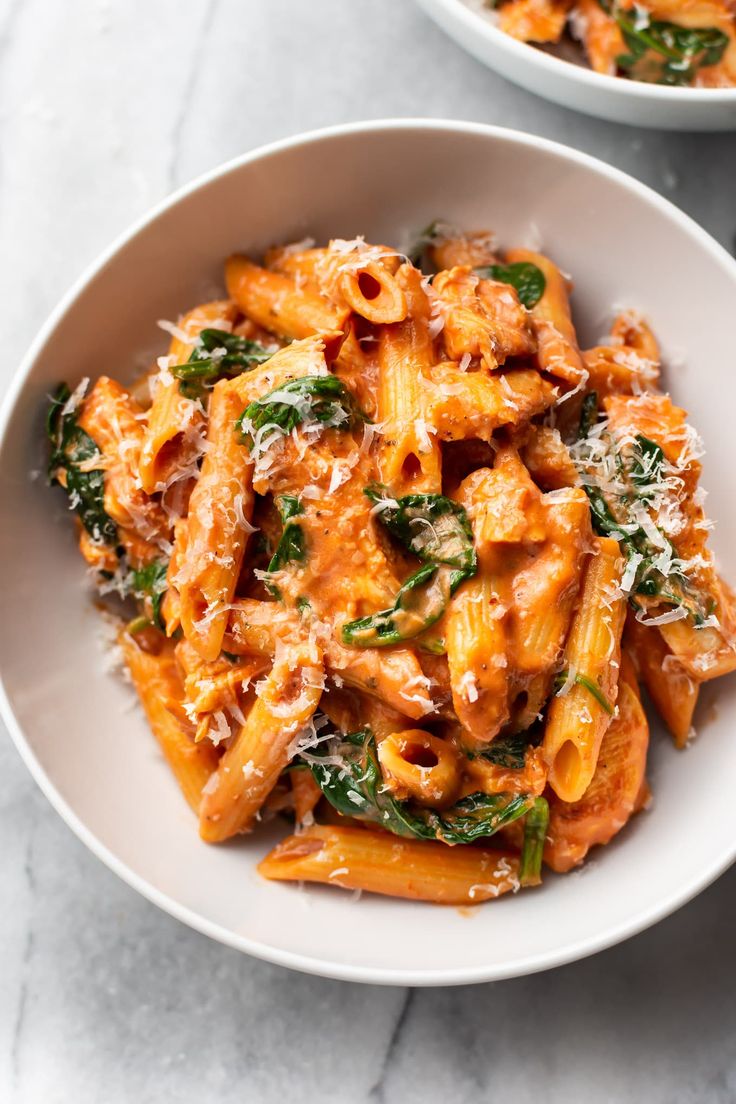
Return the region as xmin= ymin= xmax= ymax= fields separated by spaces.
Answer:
xmin=417 ymin=0 xmax=736 ymax=130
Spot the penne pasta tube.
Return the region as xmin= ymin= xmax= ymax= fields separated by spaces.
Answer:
xmin=582 ymin=344 xmax=659 ymax=398
xmin=264 ymin=244 xmax=327 ymax=282
xmin=199 ymin=639 xmax=324 ymax=841
xmin=604 ymin=391 xmax=726 ymax=634
xmin=639 ymin=0 xmax=733 ymax=32
xmin=425 ymin=363 xmax=557 ymax=444
xmin=377 ymin=264 xmax=442 ymax=493
xmin=332 ymin=319 xmax=380 ymax=420
xmin=139 ymin=379 xmax=204 ymax=495
xmin=445 ymin=572 xmax=509 ymax=745
xmin=429 ymin=228 xmax=498 ymax=271
xmin=138 ymin=302 xmax=233 ymax=496
xmin=509 ymin=487 xmax=592 ymax=675
xmin=176 ymin=380 xmax=255 ymax=661
xmin=258 ymin=825 xmax=522 ymax=904
xmin=227 ymin=331 xmax=344 ymax=406
xmin=521 ymin=426 xmax=578 ymax=491
xmin=290 ymin=766 xmax=323 ymax=826
xmin=499 ymin=0 xmax=570 ymax=42
xmin=330 ymin=259 xmax=407 ymax=324
xmin=505 ymin=248 xmax=586 ymax=385
xmin=545 ymin=658 xmax=649 ymax=872
xmin=78 ymin=377 xmax=169 ymax=547
xmin=121 ymin=634 xmax=220 ymax=813
xmin=165 ymin=298 xmax=237 ymax=365
xmin=377 ymin=729 xmax=461 ymax=807
xmin=544 ymin=536 xmax=626 ymax=803
xmin=625 ymin=615 xmax=699 ymax=747
xmin=609 ymin=310 xmax=659 ymax=364
xmin=225 ymin=255 xmax=349 ymax=340
xmin=658 ymin=611 xmax=736 ymax=682
xmin=432 ymin=265 xmax=535 ymax=369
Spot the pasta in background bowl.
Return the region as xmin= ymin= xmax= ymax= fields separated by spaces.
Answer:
xmin=2 ymin=120 xmax=736 ymax=984
xmin=416 ymin=0 xmax=736 ymax=128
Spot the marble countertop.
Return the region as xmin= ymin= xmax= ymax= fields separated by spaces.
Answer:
xmin=2 ymin=1 xmax=736 ymax=1100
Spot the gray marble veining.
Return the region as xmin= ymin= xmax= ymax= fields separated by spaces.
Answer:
xmin=1 ymin=1 xmax=735 ymax=1101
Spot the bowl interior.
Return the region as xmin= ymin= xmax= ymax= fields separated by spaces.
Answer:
xmin=2 ymin=122 xmax=736 ymax=983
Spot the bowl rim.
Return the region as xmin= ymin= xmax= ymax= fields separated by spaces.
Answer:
xmin=420 ymin=0 xmax=736 ymax=104
xmin=2 ymin=117 xmax=736 ymax=986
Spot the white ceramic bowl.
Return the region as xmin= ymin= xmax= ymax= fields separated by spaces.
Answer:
xmin=417 ymin=0 xmax=736 ymax=130
xmin=2 ymin=119 xmax=736 ymax=985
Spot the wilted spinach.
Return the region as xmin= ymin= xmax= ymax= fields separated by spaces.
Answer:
xmin=47 ymin=383 xmax=117 ymax=545
xmin=309 ymin=728 xmax=533 ymax=843
xmin=474 ymin=262 xmax=546 ymax=308
xmin=173 ymin=329 xmax=273 ymax=399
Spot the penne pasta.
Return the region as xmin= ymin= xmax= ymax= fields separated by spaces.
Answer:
xmin=199 ymin=637 xmax=324 ymax=841
xmin=545 ymin=656 xmax=650 ymax=871
xmin=165 ymin=299 xmax=237 ymax=365
xmin=625 ymin=614 xmax=699 ymax=747
xmin=429 ymin=227 xmax=498 ymax=271
xmin=176 ymin=380 xmax=255 ymax=661
xmin=377 ymin=729 xmax=461 ymax=807
xmin=259 ymin=825 xmax=522 ymax=904
xmin=499 ymin=0 xmax=571 ymax=43
xmin=77 ymin=377 xmax=169 ymax=548
xmin=377 ymin=264 xmax=442 ymax=493
xmin=290 ymin=766 xmax=323 ymax=826
xmin=431 ymin=265 xmax=535 ymax=370
xmin=506 ymin=248 xmax=586 ymax=386
xmin=120 ymin=634 xmax=220 ymax=813
xmin=544 ymin=537 xmax=626 ymax=803
xmin=48 ymin=226 xmax=734 ymax=907
xmin=425 ymin=363 xmax=557 ymax=443
xmin=446 ymin=572 xmax=509 ymax=745
xmin=139 ymin=379 xmax=204 ymax=497
xmin=226 ymin=254 xmax=349 ymax=340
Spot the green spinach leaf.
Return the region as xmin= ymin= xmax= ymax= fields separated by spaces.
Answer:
xmin=268 ymin=495 xmax=306 ymax=574
xmin=577 ymin=391 xmax=599 ymax=441
xmin=47 ymin=383 xmax=117 ymax=545
xmin=341 ymin=562 xmax=466 ymax=646
xmin=601 ymin=1 xmax=728 ymax=85
xmin=474 ymin=262 xmax=546 ymax=308
xmin=237 ymin=375 xmax=366 ymax=445
xmin=344 ymin=488 xmax=477 ymax=646
xmin=365 ymin=486 xmax=477 ymax=574
xmin=309 ymin=728 xmax=533 ymax=843
xmin=130 ymin=560 xmax=168 ymax=630
xmin=473 ymin=731 xmax=537 ymax=770
xmin=173 ymin=329 xmax=274 ymax=399
xmin=554 ymin=670 xmax=614 ymax=715
xmin=407 ymin=219 xmax=444 ymax=270
xmin=519 ymin=797 xmax=549 ymax=886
